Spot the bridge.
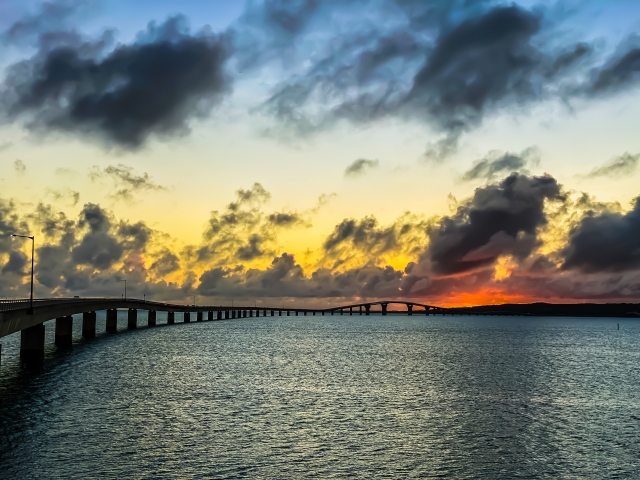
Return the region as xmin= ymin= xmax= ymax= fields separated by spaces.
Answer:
xmin=0 ymin=298 xmax=438 ymax=360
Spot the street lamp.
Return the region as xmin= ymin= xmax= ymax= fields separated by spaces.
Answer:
xmin=11 ymin=234 xmax=34 ymax=314
xmin=119 ymin=279 xmax=127 ymax=299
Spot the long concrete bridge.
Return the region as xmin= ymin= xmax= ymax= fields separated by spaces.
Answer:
xmin=0 ymin=298 xmax=438 ymax=360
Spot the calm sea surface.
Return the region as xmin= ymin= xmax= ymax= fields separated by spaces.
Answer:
xmin=0 ymin=313 xmax=639 ymax=478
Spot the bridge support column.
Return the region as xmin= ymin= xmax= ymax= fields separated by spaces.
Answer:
xmin=217 ymin=310 xmax=222 ymax=320
xmin=148 ymin=310 xmax=157 ymax=326
xmin=243 ymin=310 xmax=247 ymax=318
xmin=20 ymin=323 xmax=45 ymax=360
xmin=197 ymin=311 xmax=203 ymax=322
xmin=382 ymin=304 xmax=387 ymax=316
xmin=359 ymin=305 xmax=362 ymax=315
xmin=365 ymin=305 xmax=370 ymax=315
xmin=287 ymin=310 xmax=290 ymax=316
xmin=208 ymin=311 xmax=213 ymax=321
xmin=295 ymin=311 xmax=298 ymax=316
xmin=424 ymin=308 xmax=430 ymax=315
xmin=249 ymin=310 xmax=253 ymax=317
xmin=331 ymin=310 xmax=334 ymax=315
xmin=270 ymin=310 xmax=274 ymax=316
xmin=82 ymin=311 xmax=96 ymax=337
xmin=184 ymin=312 xmax=190 ymax=323
xmin=55 ymin=316 xmax=73 ymax=346
xmin=128 ymin=309 xmax=137 ymax=329
xmin=340 ymin=309 xmax=343 ymax=315
xmin=106 ymin=309 xmax=118 ymax=332
xmin=167 ymin=311 xmax=175 ymax=324
xmin=407 ymin=305 xmax=413 ymax=316
xmin=349 ymin=307 xmax=352 ymax=315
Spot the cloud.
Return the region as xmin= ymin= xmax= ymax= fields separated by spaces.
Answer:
xmin=149 ymin=249 xmax=180 ymax=277
xmin=345 ymin=158 xmax=379 ymax=177
xmin=2 ymin=15 xmax=230 ymax=148
xmin=186 ymin=182 xmax=310 ymax=266
xmin=2 ymin=0 xmax=89 ymax=45
xmin=46 ymin=187 xmax=80 ymax=206
xmin=13 ymin=159 xmax=26 ymax=175
xmin=461 ymin=147 xmax=540 ymax=182
xmin=562 ymin=197 xmax=640 ymax=273
xmin=581 ymin=152 xmax=639 ymax=179
xmin=89 ymin=164 xmax=167 ymax=200
xmin=425 ymin=173 xmax=564 ymax=275
xmin=589 ymin=42 xmax=640 ymax=95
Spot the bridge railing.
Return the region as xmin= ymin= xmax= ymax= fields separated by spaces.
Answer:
xmin=0 ymin=297 xmax=119 ymax=312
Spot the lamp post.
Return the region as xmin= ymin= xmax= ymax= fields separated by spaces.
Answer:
xmin=11 ymin=234 xmax=34 ymax=314
xmin=119 ymin=279 xmax=127 ymax=299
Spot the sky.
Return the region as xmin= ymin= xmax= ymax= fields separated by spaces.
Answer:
xmin=1 ymin=0 xmax=640 ymax=307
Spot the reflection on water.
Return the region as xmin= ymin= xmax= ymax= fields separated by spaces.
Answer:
xmin=0 ymin=313 xmax=639 ymax=478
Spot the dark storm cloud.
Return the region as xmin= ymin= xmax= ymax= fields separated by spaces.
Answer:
xmin=71 ymin=204 xmax=123 ymax=269
xmin=426 ymin=173 xmax=564 ymax=275
xmin=582 ymin=152 xmax=639 ymax=179
xmin=2 ymin=15 xmax=230 ymax=148
xmin=344 ymin=158 xmax=379 ymax=177
xmin=589 ymin=43 xmax=640 ymax=94
xmin=461 ymin=147 xmax=540 ymax=182
xmin=562 ymin=198 xmax=640 ymax=273
xmin=197 ymin=252 xmax=408 ymax=299
xmin=149 ymin=249 xmax=181 ymax=277
xmin=1 ymin=251 xmax=27 ymax=275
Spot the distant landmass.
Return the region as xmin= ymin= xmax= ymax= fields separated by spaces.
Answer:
xmin=438 ymin=303 xmax=640 ymax=318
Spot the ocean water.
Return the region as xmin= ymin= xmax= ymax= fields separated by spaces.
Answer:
xmin=0 ymin=313 xmax=639 ymax=478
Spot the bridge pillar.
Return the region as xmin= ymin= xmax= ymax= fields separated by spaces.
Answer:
xmin=106 ymin=309 xmax=118 ymax=332
xmin=407 ymin=305 xmax=413 ymax=316
xmin=270 ymin=310 xmax=274 ymax=316
xmin=20 ymin=323 xmax=45 ymax=360
xmin=331 ymin=310 xmax=334 ymax=315
xmin=184 ymin=312 xmax=190 ymax=323
xmin=148 ymin=310 xmax=157 ymax=326
xmin=197 ymin=311 xmax=203 ymax=322
xmin=295 ymin=311 xmax=298 ymax=316
xmin=217 ymin=310 xmax=222 ymax=320
xmin=349 ymin=307 xmax=352 ymax=316
xmin=55 ymin=316 xmax=73 ymax=346
xmin=382 ymin=304 xmax=387 ymax=315
xmin=424 ymin=308 xmax=429 ymax=315
xmin=359 ymin=306 xmax=362 ymax=315
xmin=128 ymin=309 xmax=137 ymax=329
xmin=243 ymin=310 xmax=247 ymax=318
xmin=365 ymin=305 xmax=370 ymax=315
xmin=287 ymin=310 xmax=290 ymax=316
xmin=249 ymin=310 xmax=253 ymax=317
xmin=208 ymin=311 xmax=213 ymax=321
xmin=340 ymin=309 xmax=343 ymax=315
xmin=82 ymin=311 xmax=96 ymax=337
xmin=167 ymin=311 xmax=175 ymax=324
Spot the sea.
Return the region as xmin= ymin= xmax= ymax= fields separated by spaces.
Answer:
xmin=0 ymin=312 xmax=639 ymax=478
